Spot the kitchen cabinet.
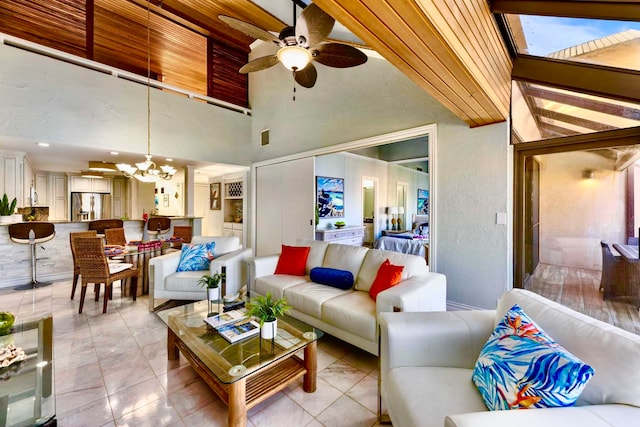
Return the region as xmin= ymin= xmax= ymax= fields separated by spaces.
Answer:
xmin=223 ymin=222 xmax=243 ymax=241
xmin=70 ymin=176 xmax=111 ymax=193
xmin=49 ymin=173 xmax=67 ymax=220
xmin=23 ymin=155 xmax=33 ymax=206
xmin=1 ymin=150 xmax=25 ymax=207
xmin=111 ymin=177 xmax=126 ymax=218
xmin=34 ymin=172 xmax=48 ymax=206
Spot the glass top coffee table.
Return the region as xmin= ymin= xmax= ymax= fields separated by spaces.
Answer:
xmin=157 ymin=301 xmax=322 ymax=427
xmin=0 ymin=315 xmax=55 ymax=427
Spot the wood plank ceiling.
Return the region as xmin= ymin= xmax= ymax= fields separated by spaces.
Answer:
xmin=0 ymin=0 xmax=512 ymax=127
xmin=313 ymin=0 xmax=513 ymax=127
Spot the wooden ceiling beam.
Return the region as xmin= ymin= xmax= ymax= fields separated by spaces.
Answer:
xmin=533 ymin=107 xmax=618 ymax=131
xmin=539 ymin=122 xmax=579 ymax=137
xmin=513 ymin=55 xmax=640 ymax=105
xmin=491 ymin=0 xmax=640 ymax=22
xmin=524 ymin=86 xmax=640 ymax=120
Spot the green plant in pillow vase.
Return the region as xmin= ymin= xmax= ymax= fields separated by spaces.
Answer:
xmin=0 ymin=194 xmax=17 ymax=224
xmin=198 ymin=272 xmax=224 ymax=316
xmin=246 ymin=292 xmax=291 ymax=339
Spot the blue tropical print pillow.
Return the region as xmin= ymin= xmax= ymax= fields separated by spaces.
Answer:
xmin=472 ymin=304 xmax=595 ymax=411
xmin=176 ymin=241 xmax=216 ymax=272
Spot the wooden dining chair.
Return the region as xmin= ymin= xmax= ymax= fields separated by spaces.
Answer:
xmin=74 ymin=237 xmax=138 ymax=313
xmin=104 ymin=227 xmax=127 ymax=246
xmin=69 ymin=230 xmax=98 ymax=299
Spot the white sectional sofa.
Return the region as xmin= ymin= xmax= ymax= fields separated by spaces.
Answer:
xmin=379 ymin=288 xmax=640 ymax=426
xmin=149 ymin=236 xmax=252 ymax=310
xmin=248 ymin=239 xmax=446 ymax=355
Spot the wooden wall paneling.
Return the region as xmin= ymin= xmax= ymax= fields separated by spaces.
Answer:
xmin=0 ymin=0 xmax=86 ymax=57
xmin=211 ymin=41 xmax=248 ymax=108
xmin=94 ymin=0 xmax=206 ymax=95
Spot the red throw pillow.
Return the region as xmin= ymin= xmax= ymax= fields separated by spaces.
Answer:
xmin=274 ymin=245 xmax=311 ymax=276
xmin=369 ymin=259 xmax=404 ymax=301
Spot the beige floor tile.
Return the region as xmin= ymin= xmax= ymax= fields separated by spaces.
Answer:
xmin=168 ymin=378 xmax=218 ymax=418
xmin=180 ymin=399 xmax=229 ymax=427
xmin=316 ymin=395 xmax=377 ymax=427
xmin=114 ymin=398 xmax=185 ymax=427
xmin=108 ymin=376 xmax=168 ymax=419
xmin=318 ymin=359 xmax=368 ymax=393
xmin=248 ymin=393 xmax=313 ymax=426
xmin=285 ymin=377 xmax=342 ymax=417
xmin=346 ymin=375 xmax=378 ymax=413
xmin=57 ymin=396 xmax=115 ymax=427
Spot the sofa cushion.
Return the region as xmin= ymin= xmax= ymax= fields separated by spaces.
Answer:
xmin=322 ymin=291 xmax=377 ymax=342
xmin=356 ymin=249 xmax=428 ymax=292
xmin=472 ymin=304 xmax=594 ymax=411
xmin=297 ymin=239 xmax=330 ymax=274
xmin=176 ymin=242 xmax=215 ymax=272
xmin=385 ymin=367 xmax=487 ymax=427
xmin=274 ymin=245 xmax=310 ymax=276
xmin=310 ymin=267 xmax=354 ymax=290
xmin=322 ymin=244 xmax=368 ymax=284
xmin=254 ymin=275 xmax=308 ymax=299
xmin=166 ymin=270 xmax=211 ymax=292
xmin=369 ymin=259 xmax=404 ymax=301
xmin=496 ymin=289 xmax=640 ymax=408
xmin=284 ymin=282 xmax=351 ymax=318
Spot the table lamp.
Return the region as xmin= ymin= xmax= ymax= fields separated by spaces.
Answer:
xmin=389 ymin=206 xmax=398 ymax=230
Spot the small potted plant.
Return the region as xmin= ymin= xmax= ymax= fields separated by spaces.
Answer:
xmin=198 ymin=272 xmax=224 ymax=316
xmin=246 ymin=292 xmax=291 ymax=339
xmin=0 ymin=194 xmax=17 ymax=224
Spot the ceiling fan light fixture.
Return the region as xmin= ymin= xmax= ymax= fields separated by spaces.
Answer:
xmin=277 ymin=46 xmax=311 ymax=71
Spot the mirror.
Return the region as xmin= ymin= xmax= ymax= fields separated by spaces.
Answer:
xmin=363 ymin=177 xmax=376 ymax=246
xmin=396 ymin=181 xmax=407 ymax=230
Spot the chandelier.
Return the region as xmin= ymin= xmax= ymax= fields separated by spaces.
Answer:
xmin=116 ymin=0 xmax=176 ymax=183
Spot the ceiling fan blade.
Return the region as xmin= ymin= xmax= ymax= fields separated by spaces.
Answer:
xmin=239 ymin=55 xmax=279 ymax=73
xmin=312 ymin=43 xmax=368 ymax=68
xmin=294 ymin=63 xmax=318 ymax=88
xmin=295 ymin=3 xmax=335 ymax=48
xmin=219 ymin=15 xmax=282 ymax=46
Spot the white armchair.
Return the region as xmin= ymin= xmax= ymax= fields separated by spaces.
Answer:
xmin=379 ymin=289 xmax=640 ymax=426
xmin=148 ymin=236 xmax=252 ymax=311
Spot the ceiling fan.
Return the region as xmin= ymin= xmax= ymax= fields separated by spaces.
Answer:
xmin=219 ymin=3 xmax=367 ymax=89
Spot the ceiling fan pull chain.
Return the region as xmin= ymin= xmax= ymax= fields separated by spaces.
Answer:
xmin=293 ymin=73 xmax=296 ymax=101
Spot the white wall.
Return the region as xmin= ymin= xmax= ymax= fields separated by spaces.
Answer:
xmin=249 ymin=42 xmax=513 ymax=309
xmin=538 ymin=151 xmax=626 ymax=270
xmin=0 ymin=43 xmax=252 ymax=167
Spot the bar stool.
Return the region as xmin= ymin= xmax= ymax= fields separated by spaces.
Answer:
xmin=147 ymin=217 xmax=171 ymax=240
xmin=88 ymin=219 xmax=124 ymax=235
xmin=9 ymin=222 xmax=56 ymax=290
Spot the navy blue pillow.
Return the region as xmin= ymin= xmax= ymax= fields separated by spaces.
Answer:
xmin=310 ymin=267 xmax=354 ymax=290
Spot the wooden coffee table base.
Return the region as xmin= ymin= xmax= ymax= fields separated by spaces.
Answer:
xmin=167 ymin=328 xmax=317 ymax=427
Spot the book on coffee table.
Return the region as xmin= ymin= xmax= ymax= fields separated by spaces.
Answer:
xmin=205 ymin=309 xmax=247 ymax=330
xmin=216 ymin=319 xmax=260 ymax=343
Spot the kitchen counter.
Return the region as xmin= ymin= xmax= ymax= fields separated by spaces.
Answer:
xmin=0 ymin=217 xmax=202 ymax=289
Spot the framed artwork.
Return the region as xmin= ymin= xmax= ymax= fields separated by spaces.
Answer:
xmin=163 ymin=194 xmax=169 ymax=207
xmin=210 ymin=183 xmax=221 ymax=210
xmin=417 ymin=189 xmax=429 ymax=215
xmin=317 ymin=176 xmax=344 ymax=218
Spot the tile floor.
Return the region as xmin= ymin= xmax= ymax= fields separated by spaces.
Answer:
xmin=1 ymin=280 xmax=384 ymax=427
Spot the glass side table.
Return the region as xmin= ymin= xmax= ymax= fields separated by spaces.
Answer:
xmin=0 ymin=315 xmax=55 ymax=427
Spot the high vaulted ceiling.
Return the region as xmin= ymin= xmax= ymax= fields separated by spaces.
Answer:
xmin=0 ymin=0 xmax=513 ymax=128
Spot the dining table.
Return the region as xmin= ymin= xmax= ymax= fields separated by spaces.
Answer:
xmin=612 ymin=243 xmax=640 ymax=262
xmin=105 ymin=239 xmax=183 ymax=296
